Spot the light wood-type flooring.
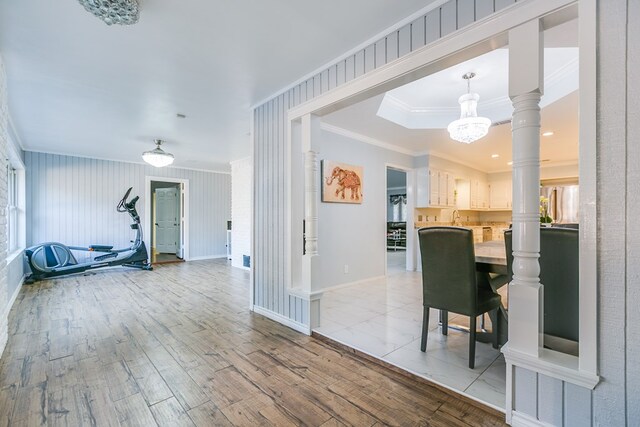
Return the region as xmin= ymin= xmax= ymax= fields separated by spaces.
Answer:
xmin=0 ymin=259 xmax=506 ymax=426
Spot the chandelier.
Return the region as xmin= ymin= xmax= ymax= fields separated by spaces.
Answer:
xmin=447 ymin=72 xmax=491 ymax=144
xmin=142 ymin=140 xmax=174 ymax=168
xmin=77 ymin=0 xmax=140 ymax=26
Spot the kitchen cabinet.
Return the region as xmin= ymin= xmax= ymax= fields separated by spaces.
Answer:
xmin=470 ymin=179 xmax=490 ymax=209
xmin=489 ymin=179 xmax=513 ymax=209
xmin=416 ymin=168 xmax=456 ymax=207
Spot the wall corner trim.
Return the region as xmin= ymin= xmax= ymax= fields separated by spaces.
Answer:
xmin=252 ymin=306 xmax=311 ymax=335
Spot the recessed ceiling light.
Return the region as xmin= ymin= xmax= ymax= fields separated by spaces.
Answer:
xmin=491 ymin=154 xmax=500 ymax=158
xmin=542 ymin=131 xmax=554 ymax=137
xmin=507 ymin=161 xmax=513 ymax=166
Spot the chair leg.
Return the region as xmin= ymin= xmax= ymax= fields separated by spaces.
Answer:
xmin=492 ymin=308 xmax=499 ymax=349
xmin=441 ymin=310 xmax=448 ymax=335
xmin=421 ymin=306 xmax=430 ymax=352
xmin=469 ymin=315 xmax=477 ymax=369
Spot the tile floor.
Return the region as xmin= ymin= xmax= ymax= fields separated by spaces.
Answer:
xmin=313 ymin=251 xmax=506 ymax=410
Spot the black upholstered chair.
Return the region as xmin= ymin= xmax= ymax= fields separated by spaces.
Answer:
xmin=504 ymin=227 xmax=579 ymax=343
xmin=418 ymin=227 xmax=502 ymax=369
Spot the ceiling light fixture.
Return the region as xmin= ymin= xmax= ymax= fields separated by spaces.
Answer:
xmin=77 ymin=0 xmax=140 ymax=26
xmin=542 ymin=131 xmax=554 ymax=137
xmin=447 ymin=72 xmax=492 ymax=144
xmin=142 ymin=140 xmax=174 ymax=168
xmin=507 ymin=161 xmax=513 ymax=165
xmin=491 ymin=154 xmax=500 ymax=158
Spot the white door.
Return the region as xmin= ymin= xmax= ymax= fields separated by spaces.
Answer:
xmin=155 ymin=187 xmax=179 ymax=254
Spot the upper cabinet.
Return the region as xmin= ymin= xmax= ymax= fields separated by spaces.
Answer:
xmin=470 ymin=179 xmax=490 ymax=209
xmin=489 ymin=178 xmax=513 ymax=209
xmin=416 ymin=167 xmax=456 ymax=208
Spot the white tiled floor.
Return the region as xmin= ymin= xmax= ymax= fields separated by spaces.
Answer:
xmin=313 ymin=251 xmax=506 ymax=410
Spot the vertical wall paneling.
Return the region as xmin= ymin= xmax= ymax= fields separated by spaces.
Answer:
xmin=364 ymin=44 xmax=376 ymax=73
xmin=593 ymin=0 xmax=628 ymax=425
xmin=475 ymin=0 xmax=495 ymax=20
xmin=328 ymin=66 xmax=337 ymax=91
xmin=627 ymin=1 xmax=640 ymax=425
xmin=345 ymin=55 xmax=355 ymax=82
xmin=398 ymin=24 xmax=412 ymax=57
xmin=354 ymin=50 xmax=365 ymax=78
xmin=537 ymin=375 xmax=563 ymax=426
xmin=440 ymin=1 xmax=457 ymax=37
xmin=25 ymin=152 xmax=230 ymax=260
xmin=320 ymin=70 xmax=329 ymax=93
xmin=564 ymin=383 xmax=592 ymax=426
xmin=336 ymin=60 xmax=346 ymax=86
xmin=513 ymin=367 xmax=537 ymax=416
xmin=495 ymin=0 xmax=517 ymax=12
xmin=375 ymin=39 xmax=386 ymax=69
xmin=411 ymin=16 xmax=426 ymax=51
xmin=457 ymin=0 xmax=476 ymax=29
xmin=425 ymin=8 xmax=441 ymax=45
xmin=386 ymin=31 xmax=399 ymax=63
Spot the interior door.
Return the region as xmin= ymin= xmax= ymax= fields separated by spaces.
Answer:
xmin=155 ymin=187 xmax=179 ymax=254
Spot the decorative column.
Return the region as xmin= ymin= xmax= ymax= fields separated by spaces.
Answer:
xmin=507 ymin=19 xmax=544 ymax=357
xmin=300 ymin=114 xmax=322 ymax=329
xmin=304 ymin=150 xmax=319 ymax=256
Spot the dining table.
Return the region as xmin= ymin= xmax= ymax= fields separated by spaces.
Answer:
xmin=474 ymin=240 xmax=509 ymax=346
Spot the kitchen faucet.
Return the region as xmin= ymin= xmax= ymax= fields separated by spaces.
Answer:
xmin=452 ymin=209 xmax=461 ymax=226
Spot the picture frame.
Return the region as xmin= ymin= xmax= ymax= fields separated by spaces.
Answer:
xmin=321 ymin=160 xmax=363 ymax=204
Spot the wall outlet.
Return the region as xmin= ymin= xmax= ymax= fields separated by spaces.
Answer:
xmin=344 ymin=264 xmax=349 ymax=274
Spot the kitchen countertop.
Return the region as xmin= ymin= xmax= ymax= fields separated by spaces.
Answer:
xmin=474 ymin=240 xmax=507 ymax=266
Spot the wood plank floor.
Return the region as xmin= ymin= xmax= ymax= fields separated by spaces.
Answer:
xmin=0 ymin=260 xmax=506 ymax=426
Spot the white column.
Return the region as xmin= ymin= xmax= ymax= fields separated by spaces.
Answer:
xmin=304 ymin=150 xmax=318 ymax=256
xmin=507 ymin=19 xmax=544 ymax=357
xmin=300 ymin=114 xmax=322 ymax=329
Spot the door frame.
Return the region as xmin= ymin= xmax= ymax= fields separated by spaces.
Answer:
xmin=145 ymin=176 xmax=190 ymax=262
xmin=384 ymin=164 xmax=415 ymax=276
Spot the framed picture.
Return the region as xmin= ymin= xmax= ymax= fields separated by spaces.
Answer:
xmin=322 ymin=160 xmax=363 ymax=204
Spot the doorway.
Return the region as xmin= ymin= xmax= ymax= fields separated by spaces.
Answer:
xmin=386 ymin=167 xmax=407 ymax=273
xmin=145 ymin=177 xmax=190 ymax=264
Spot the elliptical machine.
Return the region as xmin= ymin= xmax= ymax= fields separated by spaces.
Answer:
xmin=25 ymin=187 xmax=152 ymax=282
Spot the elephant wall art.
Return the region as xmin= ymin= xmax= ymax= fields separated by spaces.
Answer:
xmin=321 ymin=160 xmax=363 ymax=204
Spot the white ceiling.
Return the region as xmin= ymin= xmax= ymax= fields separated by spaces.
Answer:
xmin=323 ymin=19 xmax=580 ymax=174
xmin=0 ymin=0 xmax=437 ymax=172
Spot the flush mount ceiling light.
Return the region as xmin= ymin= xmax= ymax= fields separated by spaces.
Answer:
xmin=77 ymin=0 xmax=140 ymax=26
xmin=542 ymin=131 xmax=555 ymax=137
xmin=142 ymin=140 xmax=174 ymax=168
xmin=447 ymin=72 xmax=492 ymax=144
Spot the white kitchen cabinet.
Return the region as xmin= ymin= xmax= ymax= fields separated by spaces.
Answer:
xmin=470 ymin=179 xmax=490 ymax=209
xmin=415 ymin=168 xmax=457 ymax=208
xmin=489 ymin=179 xmax=513 ymax=209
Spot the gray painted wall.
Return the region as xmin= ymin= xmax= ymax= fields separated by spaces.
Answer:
xmin=313 ymin=130 xmax=413 ymax=291
xmin=253 ymin=0 xmax=518 ymax=324
xmin=25 ymin=152 xmax=231 ymax=259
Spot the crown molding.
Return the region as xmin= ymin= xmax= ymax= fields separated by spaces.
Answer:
xmin=320 ymin=122 xmax=419 ymax=157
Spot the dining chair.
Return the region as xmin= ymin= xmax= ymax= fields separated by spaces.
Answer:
xmin=504 ymin=227 xmax=579 ymax=342
xmin=418 ymin=227 xmax=502 ymax=369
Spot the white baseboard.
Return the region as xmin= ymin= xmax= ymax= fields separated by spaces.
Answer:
xmin=188 ymin=254 xmax=228 ymax=261
xmin=313 ymin=275 xmax=386 ymax=295
xmin=252 ymin=306 xmax=311 ymax=335
xmin=511 ymin=411 xmax=551 ymax=427
xmin=7 ymin=274 xmax=26 ymax=313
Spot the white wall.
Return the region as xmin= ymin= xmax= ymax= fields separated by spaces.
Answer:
xmin=25 ymin=152 xmax=231 ymax=260
xmin=0 ymin=54 xmax=9 ymax=355
xmin=231 ymin=157 xmax=251 ymax=269
xmin=311 ymin=129 xmax=413 ymax=291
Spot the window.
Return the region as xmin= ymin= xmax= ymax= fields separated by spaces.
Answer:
xmin=7 ymin=166 xmax=18 ymax=253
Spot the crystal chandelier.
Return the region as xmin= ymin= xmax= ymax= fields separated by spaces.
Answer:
xmin=142 ymin=140 xmax=174 ymax=168
xmin=447 ymin=72 xmax=492 ymax=144
xmin=77 ymin=0 xmax=140 ymax=26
